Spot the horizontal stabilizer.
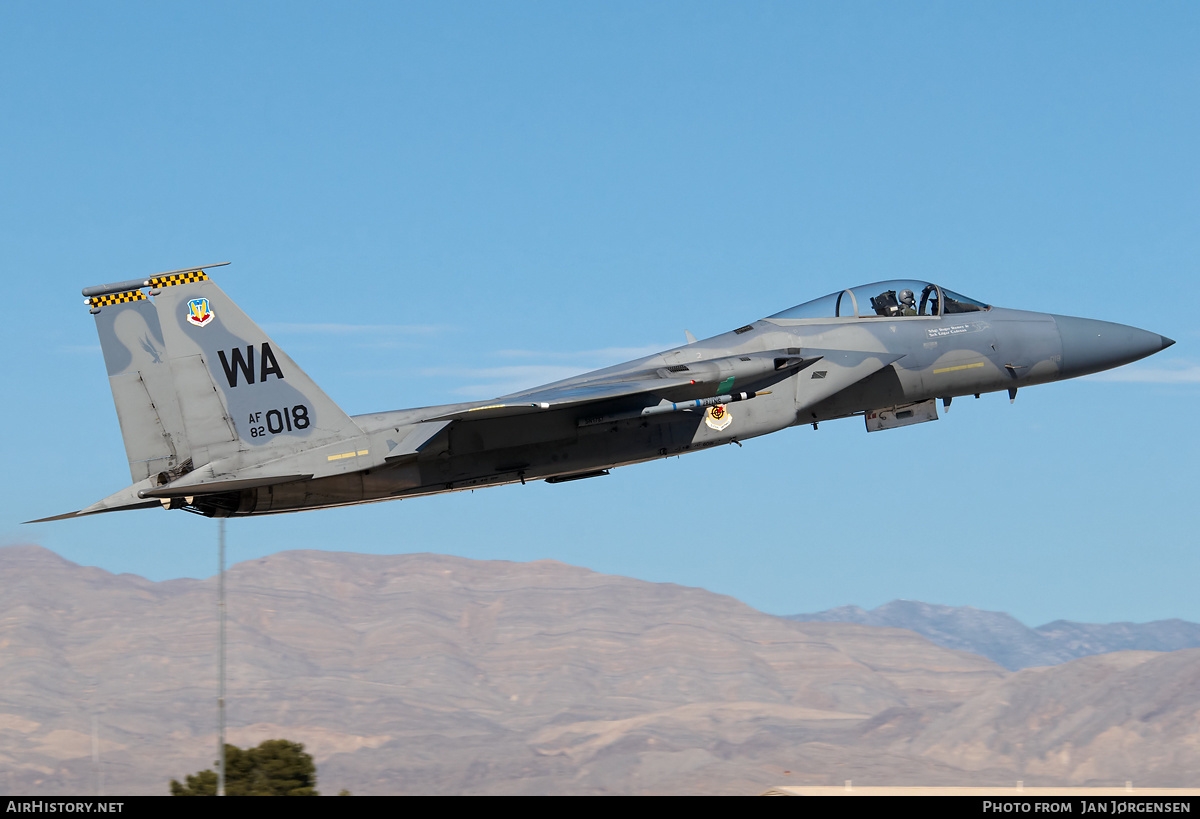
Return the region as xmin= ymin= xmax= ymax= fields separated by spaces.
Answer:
xmin=139 ymin=473 xmax=312 ymax=499
xmin=25 ymin=503 xmax=161 ymax=523
xmin=25 ymin=479 xmax=165 ymax=523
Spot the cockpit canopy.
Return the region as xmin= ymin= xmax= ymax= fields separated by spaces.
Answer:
xmin=769 ymin=280 xmax=990 ymax=320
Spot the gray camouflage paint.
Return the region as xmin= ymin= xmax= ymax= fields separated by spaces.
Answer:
xmin=34 ymin=270 xmax=1173 ymax=521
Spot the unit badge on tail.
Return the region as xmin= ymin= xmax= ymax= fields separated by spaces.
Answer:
xmin=186 ymin=298 xmax=214 ymax=327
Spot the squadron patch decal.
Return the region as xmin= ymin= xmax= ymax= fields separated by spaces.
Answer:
xmin=704 ymin=404 xmax=732 ymax=431
xmin=186 ymin=297 xmax=214 ymax=327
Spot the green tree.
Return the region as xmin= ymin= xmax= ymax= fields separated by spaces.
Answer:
xmin=170 ymin=739 xmax=319 ymax=796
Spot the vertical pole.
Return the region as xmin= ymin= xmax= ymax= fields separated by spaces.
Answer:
xmin=217 ymin=517 xmax=226 ymax=797
xmin=91 ymin=714 xmax=101 ymax=797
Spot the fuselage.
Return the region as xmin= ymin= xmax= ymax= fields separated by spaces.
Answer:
xmin=41 ymin=272 xmax=1170 ymax=524
xmin=229 ymin=281 xmax=1172 ymax=517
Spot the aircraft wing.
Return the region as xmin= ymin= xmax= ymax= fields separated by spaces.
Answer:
xmin=422 ymin=349 xmax=822 ymax=423
xmin=421 ymin=376 xmax=700 ymax=422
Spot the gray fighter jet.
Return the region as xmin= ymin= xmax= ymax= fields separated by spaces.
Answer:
xmin=34 ymin=264 xmax=1174 ymax=521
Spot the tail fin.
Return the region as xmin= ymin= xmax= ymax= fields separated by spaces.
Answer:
xmin=85 ymin=264 xmax=362 ymax=480
xmin=88 ymin=283 xmax=190 ymax=483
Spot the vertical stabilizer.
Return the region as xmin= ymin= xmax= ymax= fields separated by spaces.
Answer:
xmin=88 ymin=288 xmax=190 ymax=482
xmin=83 ymin=265 xmax=363 ymax=481
xmin=146 ymin=270 xmax=364 ymax=467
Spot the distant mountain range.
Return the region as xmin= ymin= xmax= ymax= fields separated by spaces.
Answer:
xmin=2 ymin=545 xmax=1198 ymax=795
xmin=785 ymin=600 xmax=1200 ymax=671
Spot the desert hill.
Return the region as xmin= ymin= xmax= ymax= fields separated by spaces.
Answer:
xmin=1 ymin=545 xmax=1195 ymax=795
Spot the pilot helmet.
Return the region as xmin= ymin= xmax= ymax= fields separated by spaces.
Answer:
xmin=899 ymin=289 xmax=915 ymax=307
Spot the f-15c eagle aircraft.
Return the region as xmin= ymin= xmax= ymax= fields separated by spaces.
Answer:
xmin=35 ymin=264 xmax=1173 ymax=521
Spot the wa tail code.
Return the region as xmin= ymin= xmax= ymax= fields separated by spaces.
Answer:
xmin=217 ymin=343 xmax=284 ymax=388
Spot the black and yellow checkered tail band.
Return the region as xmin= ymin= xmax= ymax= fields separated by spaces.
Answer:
xmin=149 ymin=270 xmax=208 ymax=288
xmin=87 ymin=289 xmax=147 ymax=309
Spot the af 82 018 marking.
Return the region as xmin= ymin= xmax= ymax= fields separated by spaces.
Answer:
xmin=248 ymin=405 xmax=310 ymax=437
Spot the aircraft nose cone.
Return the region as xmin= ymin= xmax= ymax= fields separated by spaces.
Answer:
xmin=1055 ymin=315 xmax=1174 ymax=379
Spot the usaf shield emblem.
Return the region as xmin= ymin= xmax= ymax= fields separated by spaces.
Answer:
xmin=186 ymin=298 xmax=214 ymax=327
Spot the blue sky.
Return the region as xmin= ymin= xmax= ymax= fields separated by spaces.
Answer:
xmin=2 ymin=2 xmax=1196 ymax=627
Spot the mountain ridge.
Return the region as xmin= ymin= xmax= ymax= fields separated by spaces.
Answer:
xmin=786 ymin=598 xmax=1200 ymax=670
xmin=2 ymin=545 xmax=1196 ymax=794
